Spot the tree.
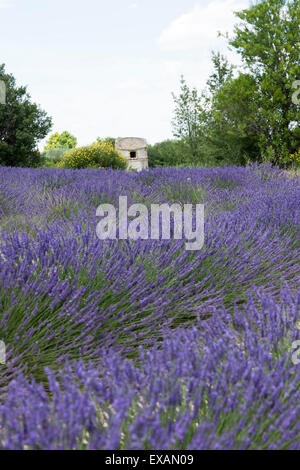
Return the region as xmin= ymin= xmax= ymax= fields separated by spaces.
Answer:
xmin=199 ymin=52 xmax=257 ymax=165
xmin=96 ymin=137 xmax=116 ymax=146
xmin=228 ymin=0 xmax=300 ymax=164
xmin=171 ymin=55 xmax=237 ymax=167
xmin=171 ymin=76 xmax=207 ymax=163
xmin=148 ymin=140 xmax=192 ymax=167
xmin=206 ymin=73 xmax=262 ymax=165
xmin=206 ymin=51 xmax=235 ymax=97
xmin=44 ymin=131 xmax=77 ymax=150
xmin=0 ymin=64 xmax=52 ymax=167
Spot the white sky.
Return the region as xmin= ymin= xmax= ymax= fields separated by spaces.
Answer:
xmin=0 ymin=0 xmax=249 ymax=147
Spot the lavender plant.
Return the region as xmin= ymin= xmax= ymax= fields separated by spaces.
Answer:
xmin=0 ymin=164 xmax=299 ymax=449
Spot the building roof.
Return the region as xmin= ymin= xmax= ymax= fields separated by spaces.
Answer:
xmin=115 ymin=137 xmax=147 ymax=151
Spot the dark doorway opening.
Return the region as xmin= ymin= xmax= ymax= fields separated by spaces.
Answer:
xmin=130 ymin=151 xmax=137 ymax=159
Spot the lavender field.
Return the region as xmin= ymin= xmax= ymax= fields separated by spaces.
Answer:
xmin=0 ymin=164 xmax=299 ymax=450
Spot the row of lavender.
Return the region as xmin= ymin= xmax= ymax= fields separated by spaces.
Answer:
xmin=0 ymin=164 xmax=299 ymax=449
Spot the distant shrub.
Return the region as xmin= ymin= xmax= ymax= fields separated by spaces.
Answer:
xmin=44 ymin=131 xmax=77 ymax=151
xmin=58 ymin=142 xmax=127 ymax=170
xmin=148 ymin=139 xmax=192 ymax=167
xmin=289 ymin=148 xmax=300 ymax=168
xmin=96 ymin=136 xmax=116 ymax=146
xmin=41 ymin=148 xmax=68 ymax=167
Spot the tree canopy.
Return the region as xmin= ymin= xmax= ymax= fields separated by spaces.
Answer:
xmin=171 ymin=0 xmax=300 ymax=167
xmin=44 ymin=131 xmax=77 ymax=151
xmin=0 ymin=64 xmax=52 ymax=167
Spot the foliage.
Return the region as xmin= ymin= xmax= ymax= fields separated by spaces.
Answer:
xmin=40 ymin=148 xmax=68 ymax=167
xmin=96 ymin=136 xmax=116 ymax=146
xmin=170 ymin=54 xmax=260 ymax=167
xmin=171 ymin=76 xmax=207 ymax=163
xmin=148 ymin=139 xmax=193 ymax=167
xmin=205 ymin=73 xmax=262 ymax=165
xmin=169 ymin=1 xmax=300 ymax=168
xmin=0 ymin=64 xmax=52 ymax=167
xmin=58 ymin=141 xmax=127 ymax=169
xmin=206 ymin=51 xmax=235 ymax=97
xmin=228 ymin=0 xmax=300 ymax=165
xmin=288 ymin=148 xmax=300 ymax=168
xmin=44 ymin=131 xmax=77 ymax=151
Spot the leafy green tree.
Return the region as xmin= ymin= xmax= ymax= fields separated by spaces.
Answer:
xmin=44 ymin=131 xmax=77 ymax=150
xmin=148 ymin=140 xmax=192 ymax=167
xmin=170 ymin=1 xmax=299 ymax=167
xmin=0 ymin=64 xmax=52 ymax=167
xmin=206 ymin=51 xmax=235 ymax=97
xmin=206 ymin=73 xmax=262 ymax=165
xmin=171 ymin=76 xmax=207 ymax=163
xmin=228 ymin=0 xmax=300 ymax=164
xmin=96 ymin=137 xmax=116 ymax=146
xmin=171 ymin=55 xmax=237 ymax=166
xmin=200 ymin=52 xmax=257 ymax=165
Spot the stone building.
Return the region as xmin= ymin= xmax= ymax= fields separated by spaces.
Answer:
xmin=115 ymin=137 xmax=148 ymax=171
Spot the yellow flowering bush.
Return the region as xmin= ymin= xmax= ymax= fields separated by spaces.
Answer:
xmin=57 ymin=142 xmax=127 ymax=170
xmin=289 ymin=149 xmax=300 ymax=167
